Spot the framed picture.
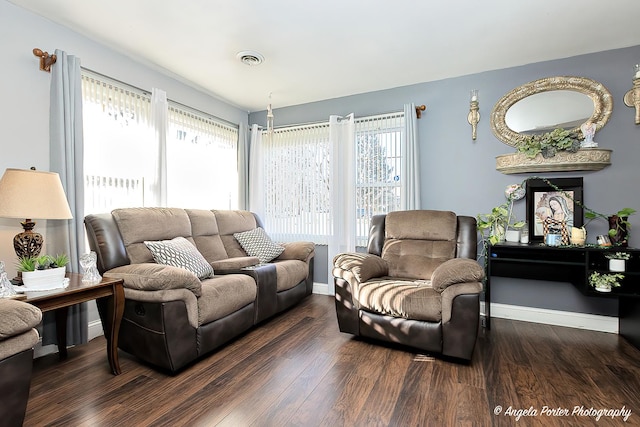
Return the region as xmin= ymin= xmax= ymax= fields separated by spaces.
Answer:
xmin=526 ymin=177 xmax=583 ymax=242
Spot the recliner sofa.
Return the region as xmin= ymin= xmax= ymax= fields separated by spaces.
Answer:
xmin=0 ymin=298 xmax=42 ymax=426
xmin=332 ymin=210 xmax=484 ymax=361
xmin=85 ymin=208 xmax=314 ymax=373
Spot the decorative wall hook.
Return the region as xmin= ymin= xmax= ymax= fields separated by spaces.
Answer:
xmin=468 ymin=90 xmax=480 ymax=140
xmin=33 ymin=48 xmax=57 ymax=72
xmin=415 ymin=104 xmax=426 ymax=119
xmin=623 ymin=64 xmax=640 ymax=125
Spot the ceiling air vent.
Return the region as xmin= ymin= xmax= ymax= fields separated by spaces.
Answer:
xmin=237 ymin=50 xmax=265 ymax=66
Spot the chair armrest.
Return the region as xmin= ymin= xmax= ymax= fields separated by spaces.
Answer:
xmin=0 ymin=299 xmax=42 ymax=340
xmin=333 ymin=252 xmax=388 ymax=284
xmin=104 ymin=263 xmax=202 ymax=297
xmin=277 ymin=241 xmax=315 ymax=262
xmin=431 ymin=258 xmax=484 ymax=292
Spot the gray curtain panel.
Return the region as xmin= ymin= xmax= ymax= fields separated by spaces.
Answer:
xmin=44 ymin=49 xmax=88 ymax=346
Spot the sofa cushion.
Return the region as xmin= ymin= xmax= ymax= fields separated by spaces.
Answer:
xmin=112 ymin=208 xmax=192 ymax=264
xmin=197 ymin=275 xmax=257 ymax=325
xmin=233 ymin=228 xmax=284 ymax=263
xmin=0 ymin=299 xmax=42 ymax=340
xmin=211 ymin=256 xmax=260 ymax=270
xmin=104 ymin=263 xmax=203 ymax=297
xmin=214 ymin=210 xmax=258 ymax=258
xmin=382 ymin=210 xmax=457 ymax=280
xmin=144 ymin=237 xmax=214 ymax=280
xmin=356 ymin=278 xmax=442 ymax=322
xmin=185 ymin=209 xmax=229 ymax=262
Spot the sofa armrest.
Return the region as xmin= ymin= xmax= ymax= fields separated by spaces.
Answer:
xmin=277 ymin=241 xmax=315 ymax=262
xmin=440 ymin=282 xmax=483 ymax=324
xmin=431 ymin=258 xmax=484 ymax=292
xmin=104 ymin=263 xmax=202 ymax=297
xmin=333 ymin=252 xmax=388 ymax=285
xmin=0 ymin=299 xmax=42 ymax=340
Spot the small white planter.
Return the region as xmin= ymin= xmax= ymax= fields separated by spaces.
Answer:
xmin=21 ymin=267 xmax=66 ymax=290
xmin=609 ymin=259 xmax=626 ymax=272
xmin=505 ymin=229 xmax=521 ymax=243
xmin=595 ymin=285 xmax=612 ymax=293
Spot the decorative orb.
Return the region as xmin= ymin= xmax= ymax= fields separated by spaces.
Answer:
xmin=505 ymin=184 xmax=525 ymax=201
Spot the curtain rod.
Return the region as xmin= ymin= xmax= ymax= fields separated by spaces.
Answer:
xmin=33 ymin=48 xmax=57 ymax=72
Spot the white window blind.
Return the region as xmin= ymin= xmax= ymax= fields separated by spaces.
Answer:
xmin=81 ymin=73 xmax=151 ymax=214
xmin=167 ymin=104 xmax=239 ymax=209
xmin=263 ymin=123 xmax=331 ymax=243
xmin=261 ymin=111 xmax=405 ymax=246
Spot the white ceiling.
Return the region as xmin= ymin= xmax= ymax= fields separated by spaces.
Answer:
xmin=9 ymin=0 xmax=640 ymax=112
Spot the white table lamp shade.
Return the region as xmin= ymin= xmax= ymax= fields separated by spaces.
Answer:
xmin=0 ymin=168 xmax=73 ymax=220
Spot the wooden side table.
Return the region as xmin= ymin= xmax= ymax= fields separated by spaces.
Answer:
xmin=21 ymin=273 xmax=124 ymax=375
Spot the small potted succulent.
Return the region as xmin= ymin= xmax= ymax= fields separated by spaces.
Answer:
xmin=604 ymin=252 xmax=631 ymax=272
xmin=16 ymin=254 xmax=69 ymax=289
xmin=588 ymin=271 xmax=624 ymax=293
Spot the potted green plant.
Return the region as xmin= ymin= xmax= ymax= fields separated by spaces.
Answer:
xmin=477 ymin=184 xmax=526 ymax=245
xmin=588 ymin=271 xmax=624 ymax=293
xmin=585 ymin=208 xmax=637 ymax=246
xmin=605 ymin=252 xmax=631 ymax=272
xmin=16 ymin=254 xmax=69 ymax=289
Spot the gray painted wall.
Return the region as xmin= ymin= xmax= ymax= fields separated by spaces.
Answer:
xmin=251 ymin=45 xmax=640 ymax=316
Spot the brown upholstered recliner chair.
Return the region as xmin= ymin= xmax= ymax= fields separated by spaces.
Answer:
xmin=0 ymin=298 xmax=42 ymax=426
xmin=332 ymin=210 xmax=484 ymax=361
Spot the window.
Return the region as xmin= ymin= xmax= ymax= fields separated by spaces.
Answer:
xmin=81 ymin=72 xmax=239 ymax=214
xmin=167 ymin=104 xmax=239 ymax=209
xmin=355 ymin=113 xmax=404 ymax=246
xmin=260 ymin=111 xmax=405 ymax=246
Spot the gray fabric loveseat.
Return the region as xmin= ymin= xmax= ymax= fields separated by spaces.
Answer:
xmin=85 ymin=208 xmax=314 ymax=373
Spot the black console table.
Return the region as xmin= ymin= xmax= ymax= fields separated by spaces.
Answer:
xmin=486 ymin=243 xmax=640 ymax=349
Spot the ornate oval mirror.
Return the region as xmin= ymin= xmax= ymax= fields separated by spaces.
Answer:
xmin=491 ymin=76 xmax=613 ymax=147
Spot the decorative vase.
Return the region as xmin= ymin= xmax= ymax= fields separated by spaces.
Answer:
xmin=570 ymin=226 xmax=586 ymax=245
xmin=609 ymin=259 xmax=626 ymax=272
xmin=608 ymin=215 xmax=628 ymax=247
xmin=21 ymin=267 xmax=66 ymax=290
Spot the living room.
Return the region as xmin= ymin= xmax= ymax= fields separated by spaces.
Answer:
xmin=1 ymin=0 xmax=640 ymax=425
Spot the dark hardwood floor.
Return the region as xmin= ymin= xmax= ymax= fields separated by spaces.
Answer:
xmin=25 ymin=295 xmax=640 ymax=426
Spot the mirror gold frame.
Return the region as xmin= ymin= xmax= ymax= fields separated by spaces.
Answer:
xmin=491 ymin=76 xmax=613 ymax=147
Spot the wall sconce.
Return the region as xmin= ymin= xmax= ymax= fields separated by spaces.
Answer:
xmin=623 ymin=64 xmax=640 ymax=125
xmin=468 ymin=90 xmax=480 ymax=140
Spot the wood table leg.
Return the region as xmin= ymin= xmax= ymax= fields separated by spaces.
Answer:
xmin=102 ymin=282 xmax=124 ymax=375
xmin=55 ymin=306 xmax=69 ymax=360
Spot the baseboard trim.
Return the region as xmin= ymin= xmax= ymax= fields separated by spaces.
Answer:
xmin=482 ymin=302 xmax=619 ymax=333
xmin=312 ymin=282 xmax=330 ymax=295
xmin=88 ymin=319 xmax=104 ymax=340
